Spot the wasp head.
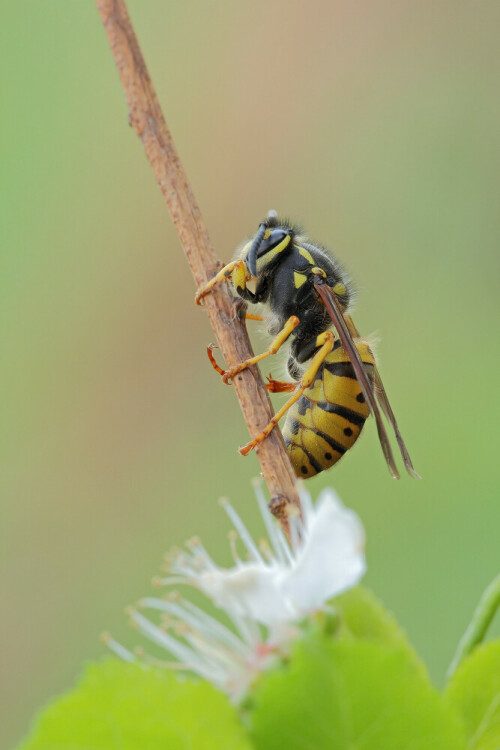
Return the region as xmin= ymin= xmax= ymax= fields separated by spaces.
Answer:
xmin=245 ymin=211 xmax=294 ymax=277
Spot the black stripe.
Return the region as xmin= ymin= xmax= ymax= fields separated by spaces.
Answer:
xmin=316 ymin=401 xmax=367 ymax=427
xmin=286 ymin=418 xmax=301 ymax=437
xmin=324 ymin=361 xmax=356 ymax=378
xmin=296 ymin=397 xmax=309 ymax=417
xmin=315 ymin=429 xmax=347 ymax=456
xmin=324 ymin=361 xmax=375 ymax=379
xmin=301 ymin=445 xmax=324 ymax=473
xmin=295 ymin=335 xmax=343 ymax=366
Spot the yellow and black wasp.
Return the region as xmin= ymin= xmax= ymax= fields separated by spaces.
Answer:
xmin=196 ymin=211 xmax=420 ymax=480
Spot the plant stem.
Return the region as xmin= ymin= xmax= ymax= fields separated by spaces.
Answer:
xmin=447 ymin=572 xmax=500 ymax=679
xmin=95 ymin=0 xmax=301 ymax=536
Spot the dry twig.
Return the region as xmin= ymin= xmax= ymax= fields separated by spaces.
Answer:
xmin=95 ymin=0 xmax=301 ymax=535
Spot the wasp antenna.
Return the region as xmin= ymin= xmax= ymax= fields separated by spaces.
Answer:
xmin=246 ymin=222 xmax=266 ymax=277
xmin=267 ymin=209 xmax=278 ymax=220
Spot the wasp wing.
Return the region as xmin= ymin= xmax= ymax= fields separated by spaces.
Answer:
xmin=344 ymin=314 xmax=422 ymax=479
xmin=342 ymin=310 xmax=421 ymax=479
xmin=373 ymin=368 xmax=421 ymax=478
xmin=313 ymin=278 xmax=400 ymax=479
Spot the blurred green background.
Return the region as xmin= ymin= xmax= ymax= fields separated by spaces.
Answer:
xmin=1 ymin=1 xmax=499 ymax=746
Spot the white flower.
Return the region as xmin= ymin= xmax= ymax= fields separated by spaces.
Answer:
xmin=197 ymin=483 xmax=365 ymax=625
xmin=104 ymin=482 xmax=365 ymax=700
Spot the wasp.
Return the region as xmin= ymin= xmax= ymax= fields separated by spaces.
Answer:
xmin=196 ymin=211 xmax=420 ymax=480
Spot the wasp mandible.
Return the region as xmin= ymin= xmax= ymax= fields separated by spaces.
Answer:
xmin=196 ymin=212 xmax=420 ymax=480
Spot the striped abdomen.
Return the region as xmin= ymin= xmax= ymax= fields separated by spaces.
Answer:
xmin=283 ymin=340 xmax=375 ymax=478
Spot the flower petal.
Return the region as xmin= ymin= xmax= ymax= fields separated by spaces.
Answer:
xmin=199 ymin=562 xmax=295 ymax=625
xmin=280 ymin=489 xmax=366 ymax=613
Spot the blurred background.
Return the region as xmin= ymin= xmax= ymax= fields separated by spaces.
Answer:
xmin=1 ymin=1 xmax=499 ymax=745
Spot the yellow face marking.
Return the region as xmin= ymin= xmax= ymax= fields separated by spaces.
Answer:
xmin=233 ymin=260 xmax=248 ymax=291
xmin=294 ymin=271 xmax=307 ymax=289
xmin=264 ymin=229 xmax=272 ymax=240
xmin=297 ymin=246 xmax=315 ymax=265
xmin=333 ymin=282 xmax=346 ymax=296
xmin=256 ymin=236 xmax=291 ymax=272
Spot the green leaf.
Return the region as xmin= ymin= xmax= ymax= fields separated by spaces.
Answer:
xmin=445 ymin=640 xmax=500 ymax=750
xmin=333 ymin=586 xmax=425 ymax=676
xmin=334 ymin=585 xmax=412 ymax=648
xmin=19 ymin=659 xmax=253 ymax=750
xmin=250 ymin=634 xmax=465 ymax=750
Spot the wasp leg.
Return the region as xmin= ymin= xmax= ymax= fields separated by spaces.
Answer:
xmin=206 ymin=344 xmax=227 ymax=376
xmin=245 ymin=313 xmax=264 ymax=321
xmin=239 ymin=330 xmax=335 ymax=455
xmin=207 ymin=349 xmax=296 ymax=393
xmin=195 ymin=260 xmax=245 ymax=305
xmin=222 ymin=315 xmax=300 ymax=384
xmin=266 ymin=375 xmax=297 ymax=393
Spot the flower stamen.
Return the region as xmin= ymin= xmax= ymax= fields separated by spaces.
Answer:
xmin=106 ymin=484 xmax=366 ymax=701
xmin=220 ymin=497 xmax=264 ymax=563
